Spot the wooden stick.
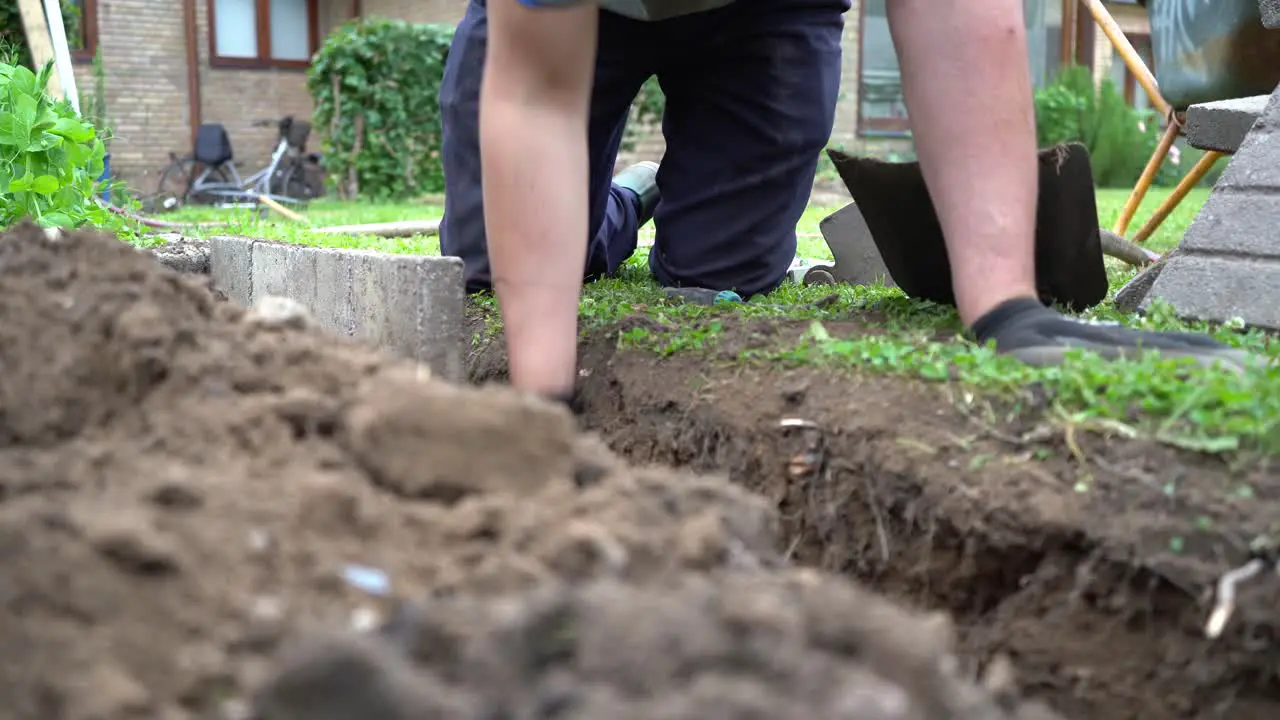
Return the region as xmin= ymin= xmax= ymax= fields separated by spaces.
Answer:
xmin=1132 ymin=151 xmax=1222 ymax=244
xmin=1113 ymin=120 xmax=1180 ymax=236
xmin=1099 ymin=229 xmax=1160 ymax=267
xmin=253 ymin=193 xmax=308 ymax=223
xmin=1079 ymin=0 xmax=1172 ymax=118
xmin=310 ymin=219 xmax=441 ymax=238
xmin=102 ymin=203 xmax=233 ymax=229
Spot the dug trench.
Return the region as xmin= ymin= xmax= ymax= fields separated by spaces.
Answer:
xmin=470 ymin=308 xmax=1280 ymax=719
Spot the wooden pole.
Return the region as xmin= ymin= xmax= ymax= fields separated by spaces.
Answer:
xmin=1132 ymin=151 xmax=1222 ymax=244
xmin=1079 ymin=0 xmax=1171 ymax=118
xmin=16 ymin=0 xmax=63 ymax=100
xmin=1113 ymin=120 xmax=1180 ymax=236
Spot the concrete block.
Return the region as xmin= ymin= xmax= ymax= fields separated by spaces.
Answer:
xmin=345 ymin=251 xmax=392 ymax=350
xmin=1216 ymin=131 xmax=1280 ymax=190
xmin=250 ymin=241 xmax=292 ymax=301
xmin=1144 ymin=83 xmax=1280 ymax=329
xmin=1179 ymin=192 xmax=1280 ymax=258
xmin=816 ymin=202 xmax=894 ymax=287
xmin=1262 ymin=0 xmax=1279 ymax=29
xmin=1184 ymin=95 xmax=1268 ymax=153
xmin=208 ymin=235 xmax=256 ymax=306
xmin=1142 ymin=254 xmax=1280 ymax=329
xmin=380 ymin=254 xmax=466 ymax=383
xmin=310 ymin=248 xmax=356 ymax=336
xmin=208 ymin=238 xmax=466 ymax=383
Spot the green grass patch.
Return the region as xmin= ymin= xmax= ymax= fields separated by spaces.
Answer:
xmin=160 ymin=185 xmax=1278 ymax=455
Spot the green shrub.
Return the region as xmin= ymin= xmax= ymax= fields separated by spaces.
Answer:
xmin=308 ymin=19 xmax=454 ymax=200
xmin=1033 ymin=64 xmax=1223 ymax=189
xmin=0 ymin=59 xmax=123 ymax=230
xmin=621 ymin=77 xmax=665 ymax=152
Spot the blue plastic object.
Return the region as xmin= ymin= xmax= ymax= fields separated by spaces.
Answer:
xmin=98 ymin=153 xmax=111 ymax=203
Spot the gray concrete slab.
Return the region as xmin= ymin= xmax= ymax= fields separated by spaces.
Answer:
xmin=1262 ymin=0 xmax=1279 ymax=29
xmin=815 ymin=202 xmax=894 ymax=287
xmin=207 ymin=237 xmax=466 ymax=382
xmin=1184 ymin=95 xmax=1268 ymax=153
xmin=1142 ymin=83 xmax=1280 ymax=330
xmin=250 ymin=241 xmax=292 ymax=301
xmin=208 ymin=235 xmax=255 ymax=306
xmin=1142 ymin=254 xmax=1280 ymax=328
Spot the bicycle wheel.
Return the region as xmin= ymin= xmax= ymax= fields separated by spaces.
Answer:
xmin=158 ymin=157 xmax=233 ymax=206
xmin=155 ymin=156 xmax=196 ymax=207
xmin=270 ymin=158 xmax=322 ymax=201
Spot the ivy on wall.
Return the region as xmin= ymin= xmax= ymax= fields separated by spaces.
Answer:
xmin=308 ymin=19 xmax=453 ymax=200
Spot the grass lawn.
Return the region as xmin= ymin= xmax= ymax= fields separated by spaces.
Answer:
xmin=160 ymin=185 xmax=1278 ymax=456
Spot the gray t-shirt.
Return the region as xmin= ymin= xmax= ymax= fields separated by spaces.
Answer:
xmin=601 ymin=0 xmax=734 ymax=20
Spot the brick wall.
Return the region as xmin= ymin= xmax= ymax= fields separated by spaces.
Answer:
xmin=81 ymin=0 xmax=355 ymax=191
xmin=73 ymin=0 xmax=190 ymax=191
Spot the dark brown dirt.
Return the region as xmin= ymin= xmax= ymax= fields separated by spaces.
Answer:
xmin=258 ymin=571 xmax=1062 ymax=720
xmin=0 ymin=221 xmax=1057 ymax=720
xmin=470 ymin=306 xmax=1280 ymax=719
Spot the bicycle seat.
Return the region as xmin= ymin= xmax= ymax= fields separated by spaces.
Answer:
xmin=194 ymin=123 xmax=234 ymax=167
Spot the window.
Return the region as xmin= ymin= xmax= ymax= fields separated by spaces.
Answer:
xmin=857 ymin=0 xmax=1070 ymax=137
xmin=857 ymin=0 xmax=908 ymax=136
xmin=209 ymin=0 xmax=319 ymax=68
xmin=62 ymin=0 xmax=99 ymax=63
xmin=1025 ymin=0 xmax=1065 ymax=88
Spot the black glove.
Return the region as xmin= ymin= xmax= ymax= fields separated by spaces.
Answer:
xmin=971 ymin=298 xmax=1254 ymax=371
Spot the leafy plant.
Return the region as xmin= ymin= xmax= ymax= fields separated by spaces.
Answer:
xmin=308 ymin=19 xmax=454 ymax=200
xmin=0 ymin=58 xmax=119 ymax=229
xmin=621 ymin=77 xmax=665 ymax=152
xmin=1033 ymin=64 xmax=1222 ymax=189
xmin=0 ymin=0 xmax=86 ymax=69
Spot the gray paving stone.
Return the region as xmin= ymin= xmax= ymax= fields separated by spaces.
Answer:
xmin=1184 ymin=95 xmax=1268 ymax=153
xmin=1178 ymin=191 xmax=1280 ymax=258
xmin=1144 ymin=83 xmax=1280 ymax=330
xmin=1262 ymin=0 xmax=1279 ymax=29
xmin=1143 ymin=254 xmax=1280 ymax=329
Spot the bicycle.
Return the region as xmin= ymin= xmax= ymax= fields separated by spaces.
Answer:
xmin=155 ymin=117 xmax=325 ymax=209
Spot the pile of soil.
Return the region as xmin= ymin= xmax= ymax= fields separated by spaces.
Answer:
xmin=0 ymin=222 xmax=1055 ymax=720
xmin=258 ymin=572 xmax=1061 ymax=720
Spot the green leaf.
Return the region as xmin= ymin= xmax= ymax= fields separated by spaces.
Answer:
xmin=8 ymin=174 xmax=33 ymax=192
xmin=50 ymin=116 xmax=95 ymax=143
xmin=37 ymin=210 xmax=74 ymax=228
xmin=29 ymin=175 xmax=59 ymax=194
xmin=8 ymin=64 xmax=38 ymax=97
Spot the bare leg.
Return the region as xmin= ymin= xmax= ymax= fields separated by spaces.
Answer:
xmin=481 ymin=0 xmax=598 ymax=397
xmin=886 ymin=0 xmax=1038 ymax=327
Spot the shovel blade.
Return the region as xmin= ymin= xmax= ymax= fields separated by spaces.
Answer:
xmin=826 ymin=142 xmax=1109 ymax=312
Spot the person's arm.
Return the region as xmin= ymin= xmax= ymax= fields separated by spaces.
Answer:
xmin=481 ymin=0 xmax=598 ymax=400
